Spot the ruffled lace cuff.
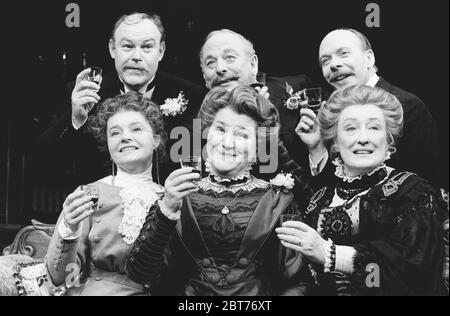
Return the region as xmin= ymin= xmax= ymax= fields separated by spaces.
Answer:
xmin=323 ymin=239 xmax=336 ymax=273
xmin=335 ymin=245 xmax=356 ymax=275
xmin=58 ymin=220 xmax=82 ymax=240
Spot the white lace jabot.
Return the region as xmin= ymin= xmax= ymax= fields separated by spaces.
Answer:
xmin=100 ymin=166 xmax=163 ymax=245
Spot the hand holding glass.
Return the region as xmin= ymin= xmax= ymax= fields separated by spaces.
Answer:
xmin=80 ymin=184 xmax=99 ymax=210
xmin=250 ymin=72 xmax=267 ymax=89
xmin=180 ymin=156 xmax=202 ymax=183
xmin=280 ymin=214 xmax=303 ymax=224
xmin=86 ymin=66 xmax=102 ymax=85
xmin=302 ymin=87 xmax=322 ymax=113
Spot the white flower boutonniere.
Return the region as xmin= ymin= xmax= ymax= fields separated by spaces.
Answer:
xmin=270 ymin=173 xmax=295 ymax=192
xmin=118 ymin=186 xmax=159 ymax=245
xmin=284 ymin=82 xmax=303 ymax=110
xmin=160 ymin=91 xmax=189 ymax=117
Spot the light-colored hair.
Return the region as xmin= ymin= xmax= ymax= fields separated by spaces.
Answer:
xmin=199 ymin=29 xmax=256 ymax=66
xmin=318 ymin=85 xmax=403 ymax=157
xmin=110 ymin=12 xmax=166 ymax=44
xmin=199 ymin=85 xmax=280 ymax=154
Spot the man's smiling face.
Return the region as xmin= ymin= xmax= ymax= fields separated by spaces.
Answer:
xmin=319 ymin=30 xmax=375 ymax=90
xmin=200 ymin=32 xmax=258 ymax=90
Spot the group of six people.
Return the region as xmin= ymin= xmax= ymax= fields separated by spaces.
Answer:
xmin=1 ymin=11 xmax=448 ymax=296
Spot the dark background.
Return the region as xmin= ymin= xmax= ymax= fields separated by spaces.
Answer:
xmin=1 ymin=0 xmax=448 ymax=240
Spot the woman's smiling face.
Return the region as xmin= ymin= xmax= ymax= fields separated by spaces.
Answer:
xmin=335 ymin=104 xmax=388 ymax=177
xmin=206 ymin=107 xmax=257 ymax=178
xmin=107 ymin=110 xmax=160 ymax=174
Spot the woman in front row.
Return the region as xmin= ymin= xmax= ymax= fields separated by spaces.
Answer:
xmin=45 ymin=92 xmax=167 ymax=295
xmin=126 ymin=85 xmax=310 ymax=296
xmin=277 ymin=85 xmax=446 ymax=295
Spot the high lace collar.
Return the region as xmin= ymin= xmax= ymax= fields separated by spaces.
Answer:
xmin=113 ymin=165 xmax=155 ymax=188
xmin=198 ymin=176 xmax=269 ymax=194
xmin=205 ymin=158 xmax=253 ymax=185
xmin=333 ymin=158 xmax=388 ymax=183
xmin=333 ymin=159 xmax=392 ymax=200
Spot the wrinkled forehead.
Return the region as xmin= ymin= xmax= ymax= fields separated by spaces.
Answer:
xmin=113 ymin=19 xmax=162 ymax=42
xmin=319 ymin=30 xmax=365 ymax=56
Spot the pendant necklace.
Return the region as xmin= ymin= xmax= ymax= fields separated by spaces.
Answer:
xmin=214 ymin=189 xmax=243 ymax=215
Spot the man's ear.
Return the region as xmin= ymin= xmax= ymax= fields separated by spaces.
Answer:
xmin=109 ymin=39 xmax=116 ymax=59
xmin=158 ymin=41 xmax=166 ymax=62
xmin=250 ymin=54 xmax=259 ymax=76
xmin=366 ymin=49 xmax=376 ymax=69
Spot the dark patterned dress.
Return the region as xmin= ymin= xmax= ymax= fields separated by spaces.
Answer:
xmin=304 ymin=167 xmax=447 ymax=296
xmin=126 ymin=175 xmax=311 ymax=296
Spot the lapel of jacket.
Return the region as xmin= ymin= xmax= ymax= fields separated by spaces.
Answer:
xmin=375 ymin=77 xmax=393 ymax=92
xmin=237 ymin=189 xmax=293 ymax=261
xmin=150 ymin=71 xmax=169 ymax=105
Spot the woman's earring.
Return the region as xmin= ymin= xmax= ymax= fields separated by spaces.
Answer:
xmin=385 ymin=146 xmax=396 ymax=162
xmin=154 ymin=149 xmax=161 ymax=185
xmin=111 ymin=161 xmax=116 ymax=177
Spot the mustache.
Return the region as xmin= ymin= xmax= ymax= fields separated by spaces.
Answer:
xmin=329 ymin=71 xmax=353 ymax=82
xmin=211 ymin=76 xmax=239 ymax=87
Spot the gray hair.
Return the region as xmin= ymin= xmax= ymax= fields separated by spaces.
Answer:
xmin=199 ymin=29 xmax=256 ymax=66
xmin=318 ymin=85 xmax=403 ymax=157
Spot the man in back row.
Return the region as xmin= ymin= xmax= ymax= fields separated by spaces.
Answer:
xmin=315 ymin=28 xmax=440 ymax=186
xmin=36 ymin=12 xmax=206 ymax=185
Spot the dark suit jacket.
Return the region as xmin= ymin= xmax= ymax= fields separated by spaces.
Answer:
xmin=256 ymin=75 xmax=333 ymax=207
xmin=376 ymin=77 xmax=440 ymax=186
xmin=266 ymin=75 xmax=312 ymax=164
xmin=34 ymin=71 xmax=207 ymax=185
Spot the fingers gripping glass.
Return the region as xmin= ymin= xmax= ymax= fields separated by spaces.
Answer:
xmin=180 ymin=156 xmax=202 ymax=183
xmin=301 ymin=87 xmax=322 ymax=113
xmin=80 ymin=184 xmax=99 ymax=211
xmin=86 ymin=66 xmax=102 ymax=85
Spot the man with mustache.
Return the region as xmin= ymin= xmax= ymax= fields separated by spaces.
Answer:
xmin=316 ymin=28 xmax=440 ymax=186
xmin=36 ymin=12 xmax=206 ymax=184
xmin=199 ymin=29 xmax=324 ymax=204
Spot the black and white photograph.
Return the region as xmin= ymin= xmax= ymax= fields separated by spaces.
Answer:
xmin=0 ymin=0 xmax=448 ymax=299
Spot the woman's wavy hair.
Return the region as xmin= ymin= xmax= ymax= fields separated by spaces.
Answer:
xmin=88 ymin=91 xmax=167 ymax=161
xmin=198 ymin=85 xmax=280 ymax=157
xmin=318 ymin=85 xmax=403 ymax=159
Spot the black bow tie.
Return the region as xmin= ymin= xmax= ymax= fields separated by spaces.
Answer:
xmin=122 ymin=79 xmax=156 ymax=95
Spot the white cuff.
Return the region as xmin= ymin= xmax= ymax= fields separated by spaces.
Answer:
xmin=72 ymin=116 xmax=88 ymax=130
xmin=158 ymin=200 xmax=181 ymax=221
xmin=58 ymin=220 xmax=82 ymax=240
xmin=309 ymin=151 xmax=329 ymax=176
xmin=335 ymin=245 xmax=356 ymax=275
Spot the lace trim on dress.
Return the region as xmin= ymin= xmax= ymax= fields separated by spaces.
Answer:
xmin=333 ymin=158 xmax=388 ymax=183
xmin=118 ymin=184 xmax=160 ymax=245
xmin=197 ymin=176 xmax=269 ymax=194
xmin=205 ymin=159 xmax=253 ymax=184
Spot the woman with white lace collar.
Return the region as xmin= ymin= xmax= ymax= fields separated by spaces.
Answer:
xmin=127 ymin=85 xmax=310 ymax=296
xmin=45 ymin=92 xmax=166 ymax=296
xmin=277 ymin=85 xmax=447 ymax=295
